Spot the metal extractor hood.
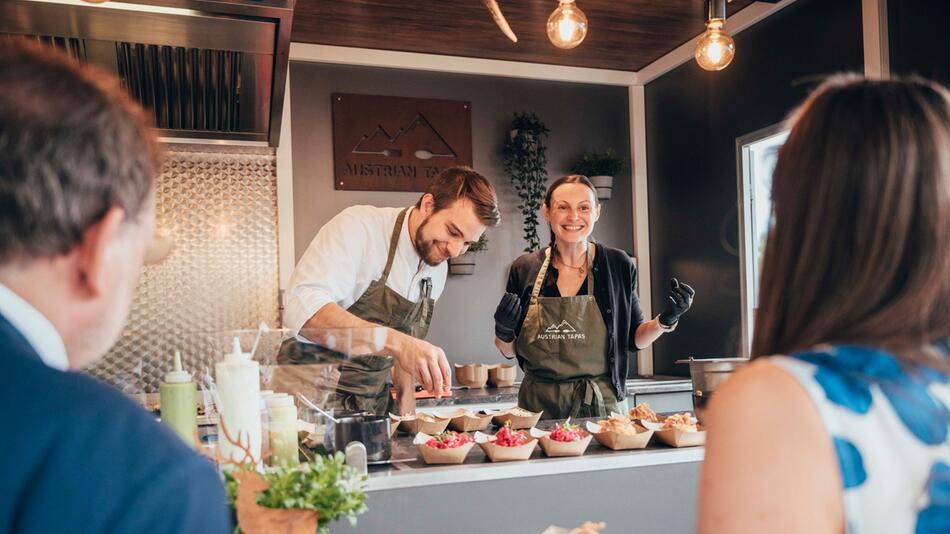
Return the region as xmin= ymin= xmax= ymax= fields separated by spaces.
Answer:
xmin=1 ymin=0 xmax=295 ymax=147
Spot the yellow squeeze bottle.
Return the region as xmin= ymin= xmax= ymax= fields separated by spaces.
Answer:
xmin=159 ymin=351 xmax=197 ymax=447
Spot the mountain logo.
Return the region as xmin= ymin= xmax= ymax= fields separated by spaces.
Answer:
xmin=545 ymin=320 xmax=577 ymax=334
xmin=352 ymin=113 xmax=457 ymax=160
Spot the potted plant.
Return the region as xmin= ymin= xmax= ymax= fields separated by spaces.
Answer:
xmin=504 ymin=113 xmax=549 ymax=252
xmin=571 ymin=149 xmax=625 ymax=200
xmin=448 ymin=233 xmax=488 ymax=275
xmin=218 ymin=421 xmax=367 ymax=534
xmin=223 ymin=454 xmax=368 ymax=534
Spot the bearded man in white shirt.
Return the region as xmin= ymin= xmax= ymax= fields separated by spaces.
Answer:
xmin=280 ymin=167 xmax=501 ymax=415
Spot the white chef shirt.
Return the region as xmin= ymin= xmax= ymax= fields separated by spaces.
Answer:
xmin=283 ymin=205 xmax=447 ymax=334
xmin=0 ymin=282 xmax=69 ymax=370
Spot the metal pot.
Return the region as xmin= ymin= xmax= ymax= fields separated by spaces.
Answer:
xmin=324 ymin=413 xmax=392 ymax=462
xmin=675 ymin=357 xmax=748 ymax=423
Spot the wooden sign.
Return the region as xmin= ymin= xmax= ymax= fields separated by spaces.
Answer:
xmin=331 ymin=93 xmax=473 ymax=191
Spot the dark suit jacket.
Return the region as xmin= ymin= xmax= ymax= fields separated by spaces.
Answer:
xmin=0 ymin=313 xmax=231 ymax=533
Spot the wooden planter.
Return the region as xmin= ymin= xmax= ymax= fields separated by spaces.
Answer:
xmin=589 ymin=175 xmax=614 ymax=200
xmin=234 ymin=471 xmax=318 ymax=534
xmin=448 ymin=252 xmax=476 ymax=275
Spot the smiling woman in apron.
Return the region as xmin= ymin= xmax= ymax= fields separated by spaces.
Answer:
xmin=493 ymin=175 xmax=695 ymax=420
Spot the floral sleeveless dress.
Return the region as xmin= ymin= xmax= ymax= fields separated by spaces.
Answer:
xmin=772 ymin=341 xmax=950 ymax=533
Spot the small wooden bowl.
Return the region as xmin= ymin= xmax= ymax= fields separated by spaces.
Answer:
xmin=455 ymin=364 xmax=489 ymax=388
xmin=487 ymin=364 xmax=517 ymax=387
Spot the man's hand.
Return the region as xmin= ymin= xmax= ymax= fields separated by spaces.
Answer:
xmin=394 ymin=336 xmax=451 ymax=398
xmin=392 ymin=365 xmax=417 ymax=415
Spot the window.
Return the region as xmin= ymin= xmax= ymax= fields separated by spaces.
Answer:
xmin=736 ymin=125 xmax=789 ymax=357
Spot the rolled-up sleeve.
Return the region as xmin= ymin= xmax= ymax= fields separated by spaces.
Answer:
xmin=628 ymin=259 xmax=646 ymax=352
xmin=283 ymin=208 xmax=368 ymax=334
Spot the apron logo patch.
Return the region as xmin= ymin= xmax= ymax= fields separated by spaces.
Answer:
xmin=539 ymin=320 xmax=586 ymax=340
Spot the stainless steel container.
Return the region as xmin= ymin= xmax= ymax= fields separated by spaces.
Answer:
xmin=675 ymin=357 xmax=748 ymax=423
xmin=324 ymin=414 xmax=392 ymax=462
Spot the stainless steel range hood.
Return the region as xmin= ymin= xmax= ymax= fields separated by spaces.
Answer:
xmin=1 ymin=0 xmax=294 ymax=147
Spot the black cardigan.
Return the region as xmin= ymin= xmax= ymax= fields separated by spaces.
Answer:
xmin=505 ymin=243 xmax=645 ymax=401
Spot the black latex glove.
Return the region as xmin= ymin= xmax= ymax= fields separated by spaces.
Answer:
xmin=659 ymin=278 xmax=695 ymax=327
xmin=494 ymin=292 xmax=522 ymax=343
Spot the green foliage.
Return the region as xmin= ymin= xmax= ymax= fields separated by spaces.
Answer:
xmin=503 ymin=112 xmax=549 ymax=252
xmin=224 ymin=453 xmax=368 ymax=534
xmin=467 ymin=233 xmax=488 ymax=253
xmin=224 ymin=469 xmax=240 ymax=504
xmin=571 ymin=149 xmax=625 ymax=177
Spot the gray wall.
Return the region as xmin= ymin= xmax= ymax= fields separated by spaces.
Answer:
xmin=289 ymin=62 xmax=632 ymax=368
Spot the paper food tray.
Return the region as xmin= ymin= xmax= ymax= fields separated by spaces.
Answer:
xmin=390 ymin=413 xmax=451 ymax=435
xmin=487 ymin=408 xmax=543 ymax=429
xmin=653 ymin=426 xmax=706 ymax=447
xmin=474 ymin=430 xmax=538 ymax=462
xmin=444 ymin=408 xmax=493 ymax=432
xmin=413 ymin=432 xmax=476 ymax=464
xmin=585 ymin=421 xmax=654 ymax=450
xmin=531 ymin=427 xmax=593 ymax=457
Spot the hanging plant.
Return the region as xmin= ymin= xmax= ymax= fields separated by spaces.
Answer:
xmin=571 ymin=149 xmax=624 ymax=177
xmin=448 ymin=234 xmax=488 ymax=276
xmin=503 ymin=113 xmax=549 ymax=252
xmin=571 ymin=149 xmax=625 ymax=200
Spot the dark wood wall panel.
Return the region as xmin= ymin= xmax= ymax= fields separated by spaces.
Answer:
xmin=292 ymin=0 xmax=754 ymax=72
xmin=888 ymin=0 xmax=950 ymax=87
xmin=644 ymin=0 xmax=864 ymax=375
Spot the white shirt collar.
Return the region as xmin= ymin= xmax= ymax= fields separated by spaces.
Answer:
xmin=398 ymin=206 xmax=425 ymax=273
xmin=0 ymin=283 xmax=69 ymax=371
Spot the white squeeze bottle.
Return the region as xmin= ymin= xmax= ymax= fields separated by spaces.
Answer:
xmin=216 ymin=337 xmax=262 ymax=466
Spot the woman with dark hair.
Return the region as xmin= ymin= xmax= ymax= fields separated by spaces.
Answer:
xmin=699 ymin=75 xmax=950 ymax=533
xmin=493 ymin=175 xmax=695 ymax=419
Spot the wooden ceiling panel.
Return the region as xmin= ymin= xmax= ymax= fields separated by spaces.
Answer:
xmin=291 ymin=0 xmax=756 ymax=72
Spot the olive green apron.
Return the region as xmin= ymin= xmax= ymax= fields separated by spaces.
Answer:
xmin=275 ymin=208 xmax=434 ymax=415
xmin=515 ymin=245 xmax=622 ymax=420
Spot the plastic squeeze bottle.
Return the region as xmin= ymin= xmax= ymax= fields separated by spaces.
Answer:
xmin=267 ymin=393 xmax=299 ymax=466
xmin=216 ymin=337 xmax=262 ymax=466
xmin=159 ymin=351 xmax=197 ymax=447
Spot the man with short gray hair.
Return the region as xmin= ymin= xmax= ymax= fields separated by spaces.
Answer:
xmin=0 ymin=40 xmax=230 ymax=533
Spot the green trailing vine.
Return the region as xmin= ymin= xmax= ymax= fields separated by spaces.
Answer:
xmin=503 ymin=113 xmax=549 ymax=252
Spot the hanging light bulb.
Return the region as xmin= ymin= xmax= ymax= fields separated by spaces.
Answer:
xmin=547 ymin=0 xmax=588 ymax=50
xmin=695 ymin=0 xmax=735 ymax=71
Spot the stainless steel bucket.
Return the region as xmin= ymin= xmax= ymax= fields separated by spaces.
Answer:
xmin=675 ymin=357 xmax=748 ymax=423
xmin=324 ymin=413 xmax=392 ymax=462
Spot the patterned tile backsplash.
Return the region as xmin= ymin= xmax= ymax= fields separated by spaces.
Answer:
xmin=87 ymin=144 xmax=281 ymax=393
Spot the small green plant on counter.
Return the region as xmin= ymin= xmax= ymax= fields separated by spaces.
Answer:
xmin=224 ymin=452 xmax=368 ymax=534
xmin=504 ymin=112 xmax=549 ymax=252
xmin=571 ymin=149 xmax=625 ymax=177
